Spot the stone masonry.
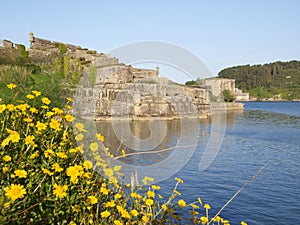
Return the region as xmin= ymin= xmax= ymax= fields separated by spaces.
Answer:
xmin=1 ymin=33 xmax=244 ymax=119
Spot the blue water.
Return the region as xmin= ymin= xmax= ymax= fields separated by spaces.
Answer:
xmin=159 ymin=102 xmax=300 ymax=224
xmin=97 ymin=102 xmax=300 ymax=224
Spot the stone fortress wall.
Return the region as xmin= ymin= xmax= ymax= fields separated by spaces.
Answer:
xmin=1 ymin=33 xmax=244 ymax=119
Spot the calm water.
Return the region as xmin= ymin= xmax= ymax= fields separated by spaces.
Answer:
xmin=96 ymin=102 xmax=300 ymax=224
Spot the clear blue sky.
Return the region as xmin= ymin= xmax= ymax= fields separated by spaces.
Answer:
xmin=1 ymin=0 xmax=300 ymax=83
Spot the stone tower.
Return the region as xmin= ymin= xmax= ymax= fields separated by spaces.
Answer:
xmin=29 ymin=32 xmax=34 ymax=46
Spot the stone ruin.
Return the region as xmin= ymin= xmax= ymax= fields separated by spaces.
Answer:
xmin=1 ymin=32 xmax=214 ymax=119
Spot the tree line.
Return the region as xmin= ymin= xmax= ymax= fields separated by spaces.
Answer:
xmin=218 ymin=60 xmax=300 ymax=100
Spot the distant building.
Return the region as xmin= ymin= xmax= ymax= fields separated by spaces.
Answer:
xmin=235 ymin=88 xmax=249 ymax=101
xmin=203 ymin=77 xmax=249 ymax=101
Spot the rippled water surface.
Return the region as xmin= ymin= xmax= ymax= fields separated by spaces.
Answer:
xmin=97 ymin=102 xmax=300 ymax=224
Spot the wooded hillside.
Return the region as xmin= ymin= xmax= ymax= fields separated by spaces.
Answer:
xmin=218 ymin=61 xmax=300 ymax=100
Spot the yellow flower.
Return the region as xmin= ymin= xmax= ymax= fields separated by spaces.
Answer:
xmin=175 ymin=177 xmax=183 ymax=183
xmin=223 ymin=219 xmax=230 ymax=225
xmin=84 ymin=172 xmax=92 ymax=179
xmin=190 ymin=203 xmax=199 ymax=209
xmin=89 ymin=142 xmax=98 ymax=151
xmin=66 ymin=165 xmax=83 ymax=183
xmin=72 ymin=205 xmax=80 ymax=213
xmin=151 ymin=185 xmax=161 ymax=190
xmin=46 ymin=111 xmax=55 ymax=118
xmin=122 ymin=149 xmax=126 ymax=158
xmin=162 ymin=204 xmax=168 ymax=211
xmin=200 ymin=216 xmax=208 ymax=224
xmin=36 ymin=121 xmax=47 ymax=131
xmin=16 ymin=103 xmax=29 ymax=112
xmin=23 ymin=118 xmax=32 ymax=123
xmin=130 ymin=209 xmax=139 ymax=217
xmin=53 ymin=183 xmax=68 ymax=198
xmin=0 ymin=104 xmax=6 ymax=113
xmin=142 ymin=215 xmax=149 ymax=222
xmin=25 ymin=135 xmax=35 ymax=146
xmin=42 ymin=97 xmax=51 ymax=105
xmin=1 ymin=138 xmax=10 ymax=147
xmin=104 ymin=200 xmax=116 ymax=208
xmin=14 ymin=169 xmax=27 ymax=178
xmin=44 ymin=149 xmax=55 ymax=158
xmin=142 ymin=176 xmax=154 ymax=185
xmin=114 ymin=220 xmax=122 ymax=225
xmin=104 ymin=168 xmax=114 ymax=179
xmin=69 ymin=221 xmax=76 ymax=225
xmin=114 ymin=193 xmax=122 ymax=199
xmin=241 ymin=222 xmax=248 ymax=225
xmin=42 ymin=168 xmax=54 ymax=176
xmin=178 ymin=199 xmax=186 ymax=208
xmin=26 ymin=94 xmax=35 ymax=99
xmin=65 ymin=114 xmax=74 ymax=122
xmin=7 ymin=104 xmax=15 ymax=111
xmin=56 ymin=152 xmax=67 ymax=159
xmin=7 ymin=129 xmax=20 ymax=143
xmin=30 ymin=107 xmax=38 ymax=113
xmin=147 ymin=191 xmax=155 ymax=198
xmin=50 ymin=119 xmax=61 ymax=130
xmin=75 ymin=123 xmax=87 ymax=132
xmin=32 ymin=90 xmax=41 ymax=96
xmin=87 ymin=196 xmax=98 ymax=205
xmin=100 ymin=186 xmax=109 ymax=195
xmin=130 ymin=192 xmax=142 ymax=199
xmin=52 ymin=163 xmax=63 ymax=172
xmin=75 ymin=133 xmax=84 ymax=141
xmin=96 ymin=133 xmax=104 ymax=142
xmin=3 ymin=155 xmax=11 ymax=162
xmin=69 ymin=147 xmax=80 ymax=154
xmin=5 ymin=184 xmax=26 ymax=201
xmin=198 ymin=197 xmax=203 ymax=205
xmin=145 ymin=198 xmax=154 ymax=206
xmin=83 ymin=160 xmax=93 ymax=170
xmin=66 ymin=97 xmax=73 ymax=102
xmin=4 ymin=202 xmax=10 ymax=208
xmin=30 ymin=151 xmax=38 ymax=159
xmin=113 ymin=165 xmax=122 ymax=172
xmin=52 ymin=107 xmax=63 ymax=114
xmin=116 ymin=206 xmax=130 ymax=218
xmin=100 ymin=210 xmax=110 ymax=218
xmin=2 ymin=167 xmax=9 ymax=174
xmin=214 ymin=216 xmax=221 ymax=221
xmin=204 ymin=203 xmax=211 ymax=209
xmin=7 ymin=83 xmax=17 ymax=89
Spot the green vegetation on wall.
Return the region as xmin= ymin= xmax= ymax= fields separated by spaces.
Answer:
xmin=55 ymin=43 xmax=67 ymax=54
xmin=222 ymin=90 xmax=235 ymax=102
xmin=185 ymin=78 xmax=203 ymax=86
xmin=88 ymin=65 xmax=97 ymax=87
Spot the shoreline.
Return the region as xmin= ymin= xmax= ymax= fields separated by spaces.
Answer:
xmin=78 ymin=102 xmax=244 ymax=121
xmin=245 ymin=100 xmax=300 ymax=102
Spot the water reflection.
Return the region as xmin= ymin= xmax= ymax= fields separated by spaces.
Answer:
xmin=96 ymin=118 xmax=211 ymax=183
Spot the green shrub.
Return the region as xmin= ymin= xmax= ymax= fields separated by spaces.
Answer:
xmin=222 ymin=90 xmax=235 ymax=102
